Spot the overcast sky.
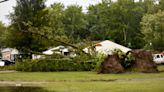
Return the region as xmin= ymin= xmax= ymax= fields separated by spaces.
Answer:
xmin=0 ymin=0 xmax=101 ymax=25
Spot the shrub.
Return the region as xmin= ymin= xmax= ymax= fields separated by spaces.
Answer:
xmin=94 ymin=53 xmax=106 ymax=71
xmin=44 ymin=54 xmax=65 ymax=59
xmin=16 ymin=58 xmax=96 ymax=72
xmin=0 ymin=65 xmax=16 ymax=70
xmin=124 ymin=52 xmax=135 ymax=68
xmin=112 ymin=49 xmax=135 ymax=69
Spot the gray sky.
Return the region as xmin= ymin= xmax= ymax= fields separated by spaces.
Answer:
xmin=0 ymin=0 xmax=101 ymax=25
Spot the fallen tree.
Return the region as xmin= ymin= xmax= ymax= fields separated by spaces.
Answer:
xmin=98 ymin=54 xmax=125 ymax=74
xmin=98 ymin=50 xmax=158 ymax=74
xmin=131 ymin=50 xmax=158 ymax=73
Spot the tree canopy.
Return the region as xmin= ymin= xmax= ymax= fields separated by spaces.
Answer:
xmin=0 ymin=21 xmax=6 ymax=48
xmin=141 ymin=11 xmax=164 ymax=51
xmin=8 ymin=0 xmax=51 ymax=53
xmin=2 ymin=0 xmax=164 ymax=53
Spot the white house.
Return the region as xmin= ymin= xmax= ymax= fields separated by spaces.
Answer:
xmin=32 ymin=46 xmax=70 ymax=60
xmin=42 ymin=46 xmax=69 ymax=55
xmin=83 ymin=40 xmax=131 ymax=55
xmin=1 ymin=48 xmax=19 ymax=62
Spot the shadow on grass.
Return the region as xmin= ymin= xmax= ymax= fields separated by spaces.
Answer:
xmin=0 ymin=86 xmax=55 ymax=92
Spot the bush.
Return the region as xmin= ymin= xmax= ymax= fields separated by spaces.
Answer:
xmin=44 ymin=54 xmax=65 ymax=59
xmin=112 ymin=49 xmax=135 ymax=69
xmin=0 ymin=65 xmax=16 ymax=71
xmin=124 ymin=52 xmax=135 ymax=68
xmin=94 ymin=53 xmax=106 ymax=71
xmin=16 ymin=58 xmax=96 ymax=72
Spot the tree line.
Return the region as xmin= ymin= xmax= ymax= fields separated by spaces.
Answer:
xmin=0 ymin=0 xmax=164 ymax=54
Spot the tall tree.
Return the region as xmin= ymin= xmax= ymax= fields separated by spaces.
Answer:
xmin=157 ymin=0 xmax=164 ymax=11
xmin=63 ymin=5 xmax=88 ymax=42
xmin=8 ymin=0 xmax=50 ymax=53
xmin=87 ymin=0 xmax=145 ymax=48
xmin=48 ymin=3 xmax=65 ymax=36
xmin=141 ymin=11 xmax=164 ymax=51
xmin=47 ymin=3 xmax=70 ymax=45
xmin=141 ymin=0 xmax=158 ymax=14
xmin=87 ymin=3 xmax=111 ymax=40
xmin=0 ymin=21 xmax=6 ymax=48
xmin=109 ymin=0 xmax=145 ymax=48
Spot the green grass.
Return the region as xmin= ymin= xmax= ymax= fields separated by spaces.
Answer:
xmin=0 ymin=65 xmax=164 ymax=92
xmin=0 ymin=86 xmax=50 ymax=92
xmin=0 ymin=65 xmax=16 ymax=71
xmin=1 ymin=80 xmax=164 ymax=92
xmin=0 ymin=71 xmax=164 ymax=81
xmin=40 ymin=80 xmax=164 ymax=92
xmin=158 ymin=65 xmax=164 ymax=71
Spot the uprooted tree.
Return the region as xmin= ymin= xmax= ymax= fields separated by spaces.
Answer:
xmin=98 ymin=49 xmax=158 ymax=74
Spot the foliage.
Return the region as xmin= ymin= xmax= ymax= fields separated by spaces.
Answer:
xmin=94 ymin=53 xmax=106 ymax=71
xmin=4 ymin=0 xmax=164 ymax=54
xmin=124 ymin=52 xmax=135 ymax=68
xmin=48 ymin=3 xmax=65 ymax=36
xmin=7 ymin=0 xmax=51 ymax=53
xmin=16 ymin=57 xmax=96 ymax=72
xmin=87 ymin=0 xmax=145 ymax=48
xmin=44 ymin=53 xmax=65 ymax=59
xmin=158 ymin=0 xmax=164 ymax=11
xmin=141 ymin=11 xmax=164 ymax=51
xmin=2 ymin=0 xmax=164 ymax=73
xmin=47 ymin=3 xmax=72 ymax=45
xmin=0 ymin=65 xmax=16 ymax=71
xmin=113 ymin=49 xmax=135 ymax=69
xmin=112 ymin=49 xmax=125 ymax=59
xmin=87 ymin=3 xmax=111 ymax=40
xmin=63 ymin=5 xmax=88 ymax=42
xmin=0 ymin=21 xmax=6 ymax=48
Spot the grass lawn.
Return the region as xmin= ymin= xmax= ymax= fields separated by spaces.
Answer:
xmin=0 ymin=65 xmax=163 ymax=92
xmin=40 ymin=80 xmax=164 ymax=92
xmin=0 ymin=80 xmax=164 ymax=92
xmin=158 ymin=65 xmax=164 ymax=71
xmin=0 ymin=71 xmax=164 ymax=81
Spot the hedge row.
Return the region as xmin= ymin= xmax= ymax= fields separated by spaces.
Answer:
xmin=16 ymin=59 xmax=96 ymax=72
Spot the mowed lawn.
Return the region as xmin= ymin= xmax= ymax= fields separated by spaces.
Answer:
xmin=0 ymin=65 xmax=163 ymax=92
xmin=0 ymin=80 xmax=164 ymax=92
xmin=0 ymin=65 xmax=164 ymax=81
xmin=40 ymin=80 xmax=164 ymax=92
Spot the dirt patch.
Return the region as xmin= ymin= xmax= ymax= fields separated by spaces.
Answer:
xmin=0 ymin=70 xmax=17 ymax=73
